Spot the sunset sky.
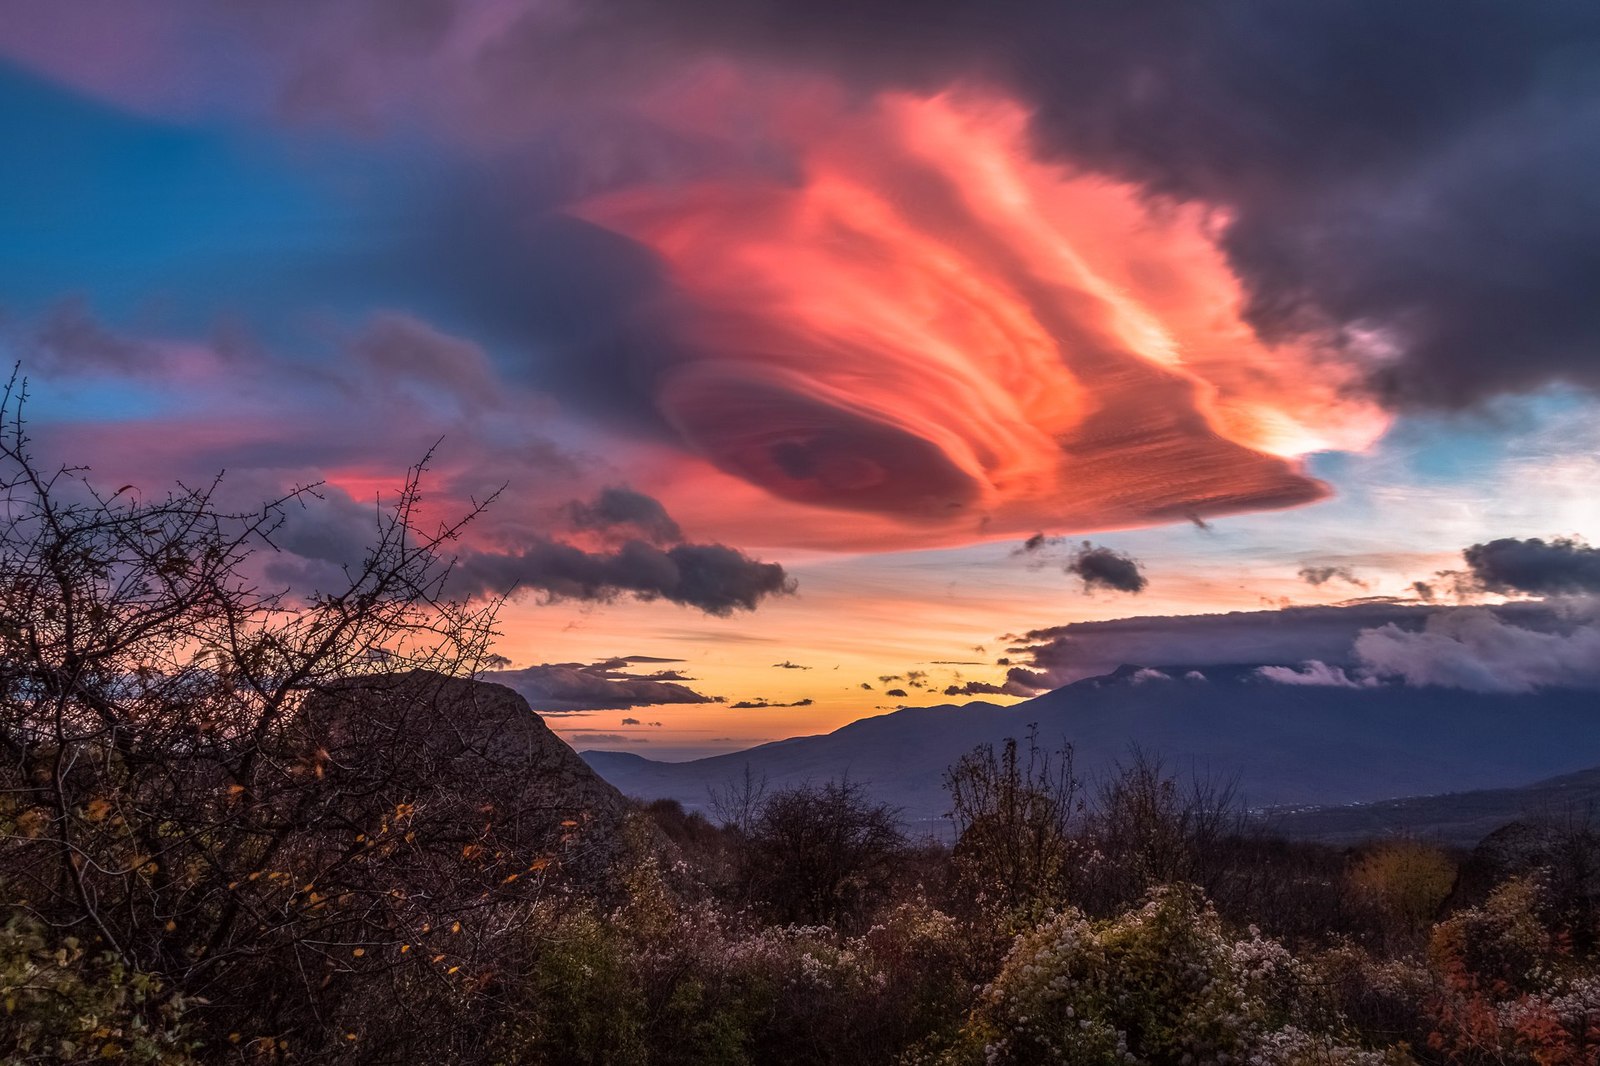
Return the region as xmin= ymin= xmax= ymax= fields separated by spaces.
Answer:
xmin=5 ymin=2 xmax=1600 ymax=757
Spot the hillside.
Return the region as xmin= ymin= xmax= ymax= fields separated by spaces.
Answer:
xmin=582 ymin=665 xmax=1600 ymax=829
xmin=1268 ymin=764 xmax=1600 ymax=847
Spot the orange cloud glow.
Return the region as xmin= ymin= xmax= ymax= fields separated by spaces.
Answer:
xmin=575 ymin=83 xmax=1388 ymax=550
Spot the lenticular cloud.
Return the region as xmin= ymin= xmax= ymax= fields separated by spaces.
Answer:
xmin=577 ymin=87 xmax=1387 ymax=545
xmin=0 ymin=6 xmax=1393 ymax=551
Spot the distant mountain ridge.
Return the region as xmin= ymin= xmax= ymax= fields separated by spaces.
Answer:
xmin=1268 ymin=764 xmax=1600 ymax=847
xmin=581 ymin=664 xmax=1600 ymax=830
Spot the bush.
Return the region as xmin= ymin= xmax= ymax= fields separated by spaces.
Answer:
xmin=1423 ymin=876 xmax=1600 ymax=1062
xmin=935 ymin=884 xmax=1405 ymax=1066
xmin=0 ymin=907 xmax=197 ymax=1064
xmin=1075 ymin=751 xmax=1248 ymax=915
xmin=944 ymin=730 xmax=1080 ymax=917
xmin=1349 ymin=841 xmax=1456 ymax=944
xmin=737 ymin=779 xmax=907 ymax=929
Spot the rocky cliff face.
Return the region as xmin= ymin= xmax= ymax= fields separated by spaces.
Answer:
xmin=292 ymin=670 xmax=639 ymax=886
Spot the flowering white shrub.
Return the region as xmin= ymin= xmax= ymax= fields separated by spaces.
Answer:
xmin=937 ymin=885 xmax=1413 ymax=1066
xmin=1242 ymin=1026 xmax=1409 ymax=1066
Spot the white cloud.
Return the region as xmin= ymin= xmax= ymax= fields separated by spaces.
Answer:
xmin=1354 ymin=608 xmax=1600 ymax=693
xmin=1256 ymin=661 xmax=1371 ymax=688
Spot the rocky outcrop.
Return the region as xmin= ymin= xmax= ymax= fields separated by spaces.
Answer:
xmin=290 ymin=670 xmax=641 ymax=888
xmin=1453 ymin=819 xmax=1600 ymax=913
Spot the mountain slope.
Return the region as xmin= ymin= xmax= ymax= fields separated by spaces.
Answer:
xmin=582 ymin=665 xmax=1600 ymax=828
xmin=1268 ymin=765 xmax=1600 ymax=847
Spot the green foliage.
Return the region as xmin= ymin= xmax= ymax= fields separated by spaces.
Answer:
xmin=0 ymin=909 xmax=197 ymax=1065
xmin=739 ymin=778 xmax=907 ymax=929
xmin=3 ymin=384 xmax=1599 ymax=1065
xmin=933 ymin=885 xmax=1406 ymax=1066
xmin=945 ymin=730 xmax=1080 ymax=917
xmin=481 ymin=858 xmax=973 ymax=1066
xmin=1349 ymin=840 xmax=1457 ymax=941
xmin=488 ymin=907 xmax=649 ymax=1066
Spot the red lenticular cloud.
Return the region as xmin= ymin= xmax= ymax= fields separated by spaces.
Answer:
xmin=576 ymin=85 xmax=1388 ymax=548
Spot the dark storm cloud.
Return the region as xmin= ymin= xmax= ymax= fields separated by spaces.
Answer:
xmin=30 ymin=300 xmax=154 ymax=375
xmin=349 ymin=313 xmax=503 ymax=410
xmin=488 ymin=658 xmax=722 ymax=713
xmin=1066 ymin=543 xmax=1147 ymax=594
xmin=1464 ymin=536 xmax=1600 ymax=595
xmin=584 ymin=656 xmax=698 ymax=682
xmin=229 ymin=425 xmax=792 ymax=616
xmin=450 ymin=537 xmax=795 ymax=616
xmin=567 ymin=486 xmax=684 ymax=546
xmin=263 ymin=486 xmax=377 ymax=577
xmin=1298 ymin=565 xmax=1367 ymax=589
xmin=942 ymin=680 xmax=1025 ymax=698
xmin=251 ymin=474 xmax=793 ymax=616
xmin=1017 ymin=536 xmax=1148 ymax=593
xmin=596 ymin=0 xmax=1600 ymax=408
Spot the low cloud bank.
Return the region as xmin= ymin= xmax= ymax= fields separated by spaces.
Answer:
xmin=1355 ymin=609 xmax=1600 ymax=693
xmin=1255 ymin=662 xmax=1372 ymax=688
xmin=1008 ymin=600 xmax=1599 ymax=695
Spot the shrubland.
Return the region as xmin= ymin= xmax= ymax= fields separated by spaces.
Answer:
xmin=3 ymin=374 xmax=1598 ymax=1064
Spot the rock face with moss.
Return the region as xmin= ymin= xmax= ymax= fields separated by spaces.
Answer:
xmin=292 ymin=670 xmax=640 ymax=885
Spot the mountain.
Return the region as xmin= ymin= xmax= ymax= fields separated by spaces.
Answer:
xmin=1268 ymin=764 xmax=1600 ymax=848
xmin=582 ymin=665 xmax=1600 ymax=832
xmin=301 ymin=670 xmax=642 ymax=877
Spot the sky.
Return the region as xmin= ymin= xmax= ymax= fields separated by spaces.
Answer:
xmin=3 ymin=1 xmax=1600 ymax=758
